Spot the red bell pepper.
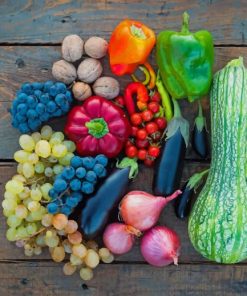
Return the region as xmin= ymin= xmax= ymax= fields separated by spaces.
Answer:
xmin=64 ymin=96 xmax=131 ymax=158
xmin=124 ymin=82 xmax=149 ymax=114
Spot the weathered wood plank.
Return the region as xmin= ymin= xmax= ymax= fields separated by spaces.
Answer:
xmin=0 ymin=46 xmax=247 ymax=159
xmin=0 ymin=261 xmax=247 ymax=296
xmin=0 ymin=162 xmax=211 ymax=262
xmin=0 ymin=0 xmax=246 ymax=45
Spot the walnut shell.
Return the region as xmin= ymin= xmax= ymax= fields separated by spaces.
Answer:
xmin=62 ymin=34 xmax=84 ymax=62
xmin=52 ymin=60 xmax=77 ymax=84
xmin=72 ymin=82 xmax=92 ymax=101
xmin=77 ymin=58 xmax=103 ymax=83
xmin=93 ymin=77 xmax=120 ymax=100
xmin=84 ymin=37 xmax=108 ymax=59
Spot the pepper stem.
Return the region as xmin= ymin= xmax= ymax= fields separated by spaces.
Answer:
xmin=85 ymin=118 xmax=109 ymax=139
xmin=172 ymin=98 xmax=182 ymax=118
xmin=181 ymin=11 xmax=190 ymax=34
xmin=130 ymin=24 xmax=147 ymax=40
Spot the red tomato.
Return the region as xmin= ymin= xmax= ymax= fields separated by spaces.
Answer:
xmin=155 ymin=117 xmax=167 ymax=130
xmin=131 ymin=126 xmax=138 ymax=137
xmin=125 ymin=145 xmax=138 ymax=158
xmin=130 ymin=113 xmax=142 ymax=126
xmin=136 ymin=128 xmax=147 ymax=140
xmin=136 ymin=139 xmax=149 ymax=149
xmin=125 ymin=140 xmax=133 ymax=147
xmin=148 ymin=146 xmax=160 ymax=158
xmin=144 ymin=158 xmax=155 ymax=167
xmin=141 ymin=110 xmax=153 ymax=122
xmin=150 ymin=91 xmax=161 ymax=103
xmin=137 ymin=149 xmax=147 ymax=160
xmin=145 ymin=122 xmax=159 ymax=135
xmin=148 ymin=102 xmax=160 ymax=114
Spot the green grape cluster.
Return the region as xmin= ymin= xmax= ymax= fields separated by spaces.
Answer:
xmin=15 ymin=213 xmax=114 ymax=281
xmin=2 ymin=125 xmax=75 ymax=243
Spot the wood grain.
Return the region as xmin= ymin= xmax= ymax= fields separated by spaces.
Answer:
xmin=0 ymin=162 xmax=210 ymax=262
xmin=0 ymin=261 xmax=247 ymax=296
xmin=0 ymin=46 xmax=247 ymax=159
xmin=0 ymin=0 xmax=246 ymax=45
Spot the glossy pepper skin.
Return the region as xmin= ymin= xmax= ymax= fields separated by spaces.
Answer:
xmin=64 ymin=96 xmax=131 ymax=158
xmin=124 ymin=82 xmax=149 ymax=114
xmin=156 ymin=12 xmax=214 ymax=102
xmin=108 ymin=19 xmax=156 ymax=76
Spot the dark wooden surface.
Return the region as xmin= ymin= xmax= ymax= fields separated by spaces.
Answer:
xmin=0 ymin=1 xmax=246 ymax=295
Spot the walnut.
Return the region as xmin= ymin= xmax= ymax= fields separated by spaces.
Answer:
xmin=93 ymin=77 xmax=120 ymax=100
xmin=77 ymin=58 xmax=103 ymax=83
xmin=84 ymin=37 xmax=108 ymax=59
xmin=52 ymin=60 xmax=77 ymax=84
xmin=61 ymin=35 xmax=84 ymax=62
xmin=72 ymin=82 xmax=92 ymax=101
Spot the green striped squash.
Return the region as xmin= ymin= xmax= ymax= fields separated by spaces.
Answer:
xmin=188 ymin=57 xmax=247 ymax=263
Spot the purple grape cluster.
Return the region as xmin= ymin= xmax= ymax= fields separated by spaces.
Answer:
xmin=10 ymin=81 xmax=72 ymax=133
xmin=47 ymin=154 xmax=108 ymax=216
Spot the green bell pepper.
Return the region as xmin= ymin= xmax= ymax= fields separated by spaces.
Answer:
xmin=156 ymin=12 xmax=214 ymax=102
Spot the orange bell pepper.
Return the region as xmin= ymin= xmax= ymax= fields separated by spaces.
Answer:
xmin=108 ymin=20 xmax=156 ymax=77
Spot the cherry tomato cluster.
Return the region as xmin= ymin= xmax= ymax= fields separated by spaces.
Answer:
xmin=125 ymin=91 xmax=167 ymax=166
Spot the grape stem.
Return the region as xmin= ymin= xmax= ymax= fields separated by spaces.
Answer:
xmin=17 ymin=227 xmax=47 ymax=241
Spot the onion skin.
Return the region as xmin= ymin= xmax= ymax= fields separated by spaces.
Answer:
xmin=119 ymin=190 xmax=181 ymax=231
xmin=103 ymin=223 xmax=137 ymax=255
xmin=140 ymin=226 xmax=181 ymax=267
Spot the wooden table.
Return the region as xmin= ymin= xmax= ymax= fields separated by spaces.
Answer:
xmin=0 ymin=1 xmax=246 ymax=295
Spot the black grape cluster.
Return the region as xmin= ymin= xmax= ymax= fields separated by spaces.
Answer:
xmin=10 ymin=81 xmax=72 ymax=133
xmin=47 ymin=154 xmax=108 ymax=216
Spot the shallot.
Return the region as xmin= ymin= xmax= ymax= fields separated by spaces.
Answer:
xmin=140 ymin=226 xmax=181 ymax=267
xmin=119 ymin=190 xmax=181 ymax=231
xmin=103 ymin=222 xmax=141 ymax=255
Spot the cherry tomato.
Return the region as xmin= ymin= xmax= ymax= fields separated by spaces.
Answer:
xmin=114 ymin=96 xmax=125 ymax=107
xmin=150 ymin=91 xmax=161 ymax=103
xmin=144 ymin=158 xmax=155 ymax=167
xmin=141 ymin=110 xmax=153 ymax=122
xmin=125 ymin=145 xmax=138 ymax=158
xmin=136 ymin=139 xmax=149 ymax=149
xmin=155 ymin=117 xmax=167 ymax=130
xmin=148 ymin=102 xmax=160 ymax=114
xmin=145 ymin=122 xmax=159 ymax=135
xmin=137 ymin=101 xmax=147 ymax=111
xmin=151 ymin=131 xmax=162 ymax=141
xmin=137 ymin=149 xmax=147 ymax=160
xmin=130 ymin=113 xmax=142 ymax=126
xmin=125 ymin=139 xmax=133 ymax=147
xmin=136 ymin=128 xmax=147 ymax=140
xmin=131 ymin=126 xmax=138 ymax=137
xmin=148 ymin=146 xmax=160 ymax=158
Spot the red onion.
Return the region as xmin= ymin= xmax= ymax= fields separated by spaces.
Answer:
xmin=103 ymin=222 xmax=141 ymax=255
xmin=140 ymin=226 xmax=181 ymax=267
xmin=119 ymin=190 xmax=181 ymax=231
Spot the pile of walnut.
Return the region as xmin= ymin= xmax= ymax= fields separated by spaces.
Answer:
xmin=52 ymin=35 xmax=120 ymax=100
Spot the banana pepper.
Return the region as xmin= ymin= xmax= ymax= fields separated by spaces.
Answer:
xmin=156 ymin=12 xmax=214 ymax=102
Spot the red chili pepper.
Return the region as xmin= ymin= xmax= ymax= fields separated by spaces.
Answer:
xmin=124 ymin=82 xmax=149 ymax=115
xmin=64 ymin=96 xmax=131 ymax=158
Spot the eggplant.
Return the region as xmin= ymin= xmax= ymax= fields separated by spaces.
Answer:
xmin=192 ymin=101 xmax=208 ymax=159
xmin=80 ymin=158 xmax=138 ymax=239
xmin=175 ymin=169 xmax=209 ymax=219
xmin=175 ymin=182 xmax=194 ymax=219
xmin=153 ymin=99 xmax=189 ymax=196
